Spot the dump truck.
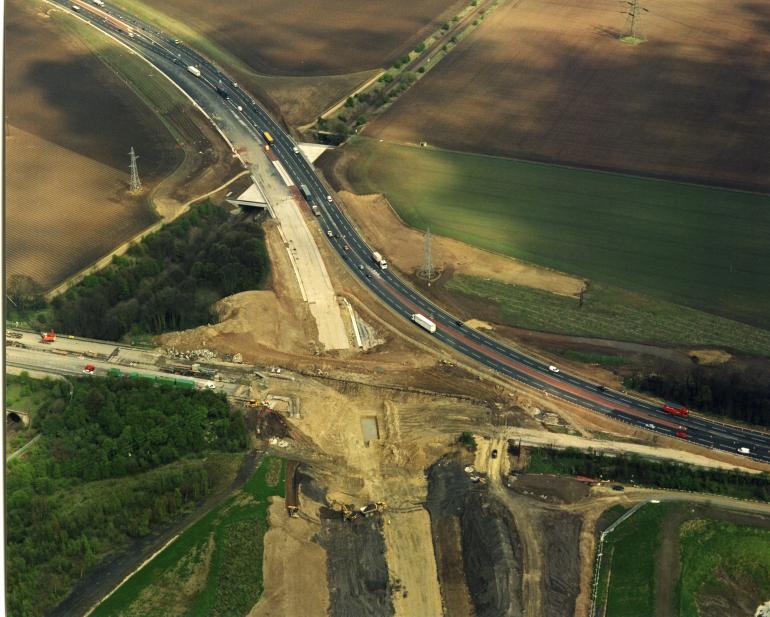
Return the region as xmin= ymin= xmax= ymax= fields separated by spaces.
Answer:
xmin=411 ymin=313 xmax=437 ymax=333
xmin=371 ymin=251 xmax=388 ymax=270
xmin=186 ymin=65 xmax=201 ymax=77
xmin=662 ymin=402 xmax=689 ymax=417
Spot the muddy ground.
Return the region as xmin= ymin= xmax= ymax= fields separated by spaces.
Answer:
xmin=425 ymin=458 xmax=524 ymax=616
xmin=318 ymin=512 xmax=393 ymax=617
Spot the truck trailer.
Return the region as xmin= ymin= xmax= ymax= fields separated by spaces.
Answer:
xmin=300 ymin=184 xmax=312 ymax=202
xmin=371 ymin=251 xmax=388 ymax=270
xmin=411 ymin=313 xmax=436 ymax=333
xmin=187 ymin=66 xmax=201 ymax=77
xmin=662 ymin=402 xmax=689 ymax=417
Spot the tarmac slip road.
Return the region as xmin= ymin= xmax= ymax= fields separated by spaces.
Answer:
xmin=53 ymin=0 xmax=770 ymax=465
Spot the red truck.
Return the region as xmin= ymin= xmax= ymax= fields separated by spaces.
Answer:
xmin=662 ymin=402 xmax=689 ymax=417
xmin=40 ymin=329 xmax=56 ymax=343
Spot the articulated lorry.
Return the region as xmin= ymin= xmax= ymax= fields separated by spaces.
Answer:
xmin=411 ymin=313 xmax=436 ymax=333
xmin=187 ymin=66 xmax=201 ymax=77
xmin=371 ymin=251 xmax=388 ymax=270
xmin=662 ymin=402 xmax=689 ymax=417
xmin=300 ymin=184 xmax=312 ymax=202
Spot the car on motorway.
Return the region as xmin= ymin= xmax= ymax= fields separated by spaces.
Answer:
xmin=343 ymin=244 xmax=350 ymax=251
xmin=611 ymin=485 xmax=624 ymax=491
xmin=455 ymin=320 xmax=464 ymax=327
xmin=645 ymin=423 xmax=656 ymax=429
xmin=293 ymin=146 xmax=300 ymax=154
xmin=738 ymin=447 xmax=751 ymax=454
xmin=675 ymin=430 xmax=688 ymax=439
xmin=326 ymin=195 xmax=333 ymax=203
xmin=366 ymin=272 xmax=372 ymax=279
xmin=491 ymin=449 xmax=498 ymax=459
xmin=597 ymin=385 xmax=607 ymax=392
xmin=548 ymin=365 xmax=560 ymax=373
xmin=327 ymin=230 xmax=333 ymax=237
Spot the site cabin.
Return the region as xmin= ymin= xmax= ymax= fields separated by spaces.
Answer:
xmin=411 ymin=313 xmax=437 ymax=333
xmin=262 ymin=130 xmax=274 ymax=145
xmin=662 ymin=402 xmax=689 ymax=417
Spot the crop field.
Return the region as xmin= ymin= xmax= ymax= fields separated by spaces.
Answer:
xmin=131 ymin=0 xmax=463 ymax=76
xmin=4 ymin=0 xmax=181 ymax=289
xmin=341 ymin=139 xmax=770 ymax=330
xmin=365 ymin=0 xmax=770 ymax=192
xmin=91 ymin=456 xmax=285 ymax=617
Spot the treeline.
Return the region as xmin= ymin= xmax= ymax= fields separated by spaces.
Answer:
xmin=51 ymin=201 xmax=269 ymax=340
xmin=6 ymin=376 xmax=248 ymax=616
xmin=626 ymin=363 xmax=770 ymax=427
xmin=527 ymin=447 xmax=770 ymax=502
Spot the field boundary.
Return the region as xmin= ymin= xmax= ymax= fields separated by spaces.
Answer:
xmin=44 ymin=170 xmax=250 ymax=300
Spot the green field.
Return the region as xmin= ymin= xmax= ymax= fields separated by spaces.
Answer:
xmin=92 ymin=456 xmax=285 ymax=617
xmin=595 ymin=503 xmax=674 ymax=617
xmin=676 ymin=519 xmax=770 ymax=617
xmin=447 ymin=275 xmax=770 ymax=356
xmin=344 ymin=138 xmax=770 ymax=329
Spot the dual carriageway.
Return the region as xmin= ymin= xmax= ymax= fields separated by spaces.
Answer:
xmin=41 ymin=0 xmax=770 ymax=464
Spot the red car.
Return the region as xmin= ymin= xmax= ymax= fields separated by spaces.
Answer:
xmin=675 ymin=430 xmax=688 ymax=439
xmin=83 ymin=364 xmax=96 ymax=374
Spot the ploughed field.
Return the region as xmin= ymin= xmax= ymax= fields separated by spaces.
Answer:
xmin=138 ymin=0 xmax=465 ymax=75
xmin=5 ymin=0 xmax=179 ymax=288
xmin=365 ymin=0 xmax=770 ymax=192
xmin=339 ymin=139 xmax=770 ymax=330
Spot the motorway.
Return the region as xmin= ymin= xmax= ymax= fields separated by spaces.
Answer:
xmin=46 ymin=0 xmax=770 ymax=464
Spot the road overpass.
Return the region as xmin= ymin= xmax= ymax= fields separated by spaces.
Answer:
xmin=44 ymin=0 xmax=770 ymax=464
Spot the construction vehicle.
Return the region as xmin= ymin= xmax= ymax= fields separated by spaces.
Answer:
xmin=287 ymin=505 xmax=300 ymax=518
xmin=411 ymin=313 xmax=437 ymax=333
xmin=359 ymin=502 xmax=386 ymax=517
xmin=186 ymin=65 xmax=201 ymax=77
xmin=371 ymin=251 xmax=388 ymax=270
xmin=40 ymin=330 xmax=56 ymax=343
xmin=662 ymin=402 xmax=689 ymax=417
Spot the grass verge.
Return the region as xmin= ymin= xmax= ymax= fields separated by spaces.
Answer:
xmin=91 ymin=455 xmax=285 ymax=617
xmin=447 ymin=275 xmax=770 ymax=356
xmin=343 ymin=138 xmax=770 ymax=329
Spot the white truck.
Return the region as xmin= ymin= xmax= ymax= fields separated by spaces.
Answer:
xmin=411 ymin=313 xmax=437 ymax=333
xmin=371 ymin=251 xmax=388 ymax=270
xmin=92 ymin=0 xmax=105 ymax=6
xmin=187 ymin=66 xmax=202 ymax=78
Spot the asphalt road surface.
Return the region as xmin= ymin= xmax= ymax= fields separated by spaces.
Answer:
xmin=47 ymin=0 xmax=770 ymax=464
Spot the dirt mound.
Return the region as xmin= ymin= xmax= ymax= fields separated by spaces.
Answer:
xmin=157 ymin=288 xmax=313 ymax=359
xmin=318 ymin=514 xmax=393 ymax=617
xmin=336 ymin=190 xmax=583 ymax=297
xmin=461 ymin=494 xmax=524 ymax=617
xmin=540 ymin=512 xmax=582 ymax=617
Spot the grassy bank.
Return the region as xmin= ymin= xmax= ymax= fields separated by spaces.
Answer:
xmin=676 ymin=520 xmax=770 ymax=616
xmin=91 ymin=456 xmax=285 ymax=617
xmin=344 ymin=138 xmax=770 ymax=329
xmin=447 ymin=275 xmax=770 ymax=356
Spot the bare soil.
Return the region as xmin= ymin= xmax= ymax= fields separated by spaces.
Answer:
xmin=327 ymin=188 xmax=584 ymax=297
xmin=249 ymin=496 xmax=329 ymax=617
xmin=147 ymin=0 xmax=466 ymax=76
xmin=365 ymin=0 xmax=770 ymax=191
